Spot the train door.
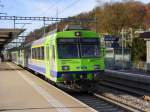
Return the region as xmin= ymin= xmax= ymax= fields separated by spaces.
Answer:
xmin=45 ymin=44 xmax=50 ymax=79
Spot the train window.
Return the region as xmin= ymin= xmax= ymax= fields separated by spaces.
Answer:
xmin=39 ymin=47 xmax=41 ymax=60
xmin=38 ymin=48 xmax=40 ymax=59
xmin=32 ymin=48 xmax=35 ymax=59
xmin=31 ymin=47 xmax=44 ymax=60
xmin=46 ymin=46 xmax=49 ymax=60
xmin=33 ymin=48 xmax=35 ymax=59
xmin=57 ymin=44 xmax=79 ymax=59
xmin=34 ymin=48 xmax=37 ymax=59
xmin=80 ymin=44 xmax=100 ymax=58
xmin=34 ymin=48 xmax=36 ymax=59
xmin=32 ymin=48 xmax=34 ymax=59
xmin=52 ymin=46 xmax=55 ymax=60
xmin=41 ymin=47 xmax=44 ymax=60
xmin=29 ymin=48 xmax=31 ymax=59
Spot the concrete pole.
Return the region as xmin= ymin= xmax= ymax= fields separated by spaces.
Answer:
xmin=56 ymin=8 xmax=58 ymax=31
xmin=43 ymin=17 xmax=46 ymax=37
xmin=130 ymin=28 xmax=133 ymax=47
xmin=121 ymin=28 xmax=124 ymax=70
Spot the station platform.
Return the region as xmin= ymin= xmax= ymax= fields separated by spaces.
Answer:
xmin=105 ymin=69 xmax=150 ymax=84
xmin=0 ymin=62 xmax=95 ymax=112
xmin=111 ymin=69 xmax=150 ymax=76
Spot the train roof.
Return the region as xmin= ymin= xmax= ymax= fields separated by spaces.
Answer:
xmin=32 ymin=37 xmax=46 ymax=46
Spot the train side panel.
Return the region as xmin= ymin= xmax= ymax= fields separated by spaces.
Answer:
xmin=11 ymin=51 xmax=18 ymax=64
xmin=28 ymin=38 xmax=46 ymax=75
xmin=45 ymin=34 xmax=58 ymax=82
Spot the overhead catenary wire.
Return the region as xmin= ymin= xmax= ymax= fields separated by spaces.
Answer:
xmin=38 ymin=0 xmax=62 ymax=16
xmin=58 ymin=0 xmax=82 ymax=16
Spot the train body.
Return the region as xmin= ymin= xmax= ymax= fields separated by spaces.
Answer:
xmin=10 ymin=26 xmax=105 ymax=91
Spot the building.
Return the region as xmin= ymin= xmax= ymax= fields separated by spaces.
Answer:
xmin=140 ymin=32 xmax=150 ymax=71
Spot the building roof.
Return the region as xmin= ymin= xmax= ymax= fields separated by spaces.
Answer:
xmin=0 ymin=28 xmax=25 ymax=50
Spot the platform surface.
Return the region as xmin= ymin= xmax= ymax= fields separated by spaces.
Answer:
xmin=0 ymin=62 xmax=95 ymax=112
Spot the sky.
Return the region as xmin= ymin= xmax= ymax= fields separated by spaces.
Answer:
xmin=0 ymin=0 xmax=149 ymax=33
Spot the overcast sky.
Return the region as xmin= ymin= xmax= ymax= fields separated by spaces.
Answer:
xmin=0 ymin=0 xmax=149 ymax=32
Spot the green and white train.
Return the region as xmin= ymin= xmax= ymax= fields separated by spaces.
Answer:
xmin=10 ymin=25 xmax=105 ymax=91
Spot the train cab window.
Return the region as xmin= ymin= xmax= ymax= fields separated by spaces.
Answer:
xmin=57 ymin=44 xmax=79 ymax=59
xmin=80 ymin=38 xmax=100 ymax=58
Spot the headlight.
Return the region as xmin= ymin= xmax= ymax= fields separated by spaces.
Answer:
xmin=62 ymin=66 xmax=70 ymax=70
xmin=75 ymin=32 xmax=81 ymax=36
xmin=94 ymin=65 xmax=100 ymax=70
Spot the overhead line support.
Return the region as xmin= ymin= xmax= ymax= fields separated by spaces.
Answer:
xmin=0 ymin=16 xmax=96 ymax=23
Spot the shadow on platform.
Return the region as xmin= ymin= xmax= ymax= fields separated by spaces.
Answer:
xmin=0 ymin=62 xmax=23 ymax=71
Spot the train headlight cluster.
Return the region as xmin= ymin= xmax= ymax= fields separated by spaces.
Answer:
xmin=62 ymin=66 xmax=70 ymax=70
xmin=94 ymin=65 xmax=100 ymax=70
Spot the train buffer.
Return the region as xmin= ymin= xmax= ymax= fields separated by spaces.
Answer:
xmin=0 ymin=62 xmax=96 ymax=112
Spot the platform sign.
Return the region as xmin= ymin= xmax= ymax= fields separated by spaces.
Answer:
xmin=111 ymin=42 xmax=119 ymax=48
xmin=104 ymin=35 xmax=119 ymax=41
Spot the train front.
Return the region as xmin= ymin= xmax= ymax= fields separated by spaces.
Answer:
xmin=56 ymin=30 xmax=105 ymax=91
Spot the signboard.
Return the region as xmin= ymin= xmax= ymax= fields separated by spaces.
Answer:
xmin=111 ymin=42 xmax=119 ymax=48
xmin=104 ymin=35 xmax=119 ymax=41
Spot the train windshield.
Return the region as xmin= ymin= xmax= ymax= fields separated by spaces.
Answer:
xmin=57 ymin=38 xmax=100 ymax=59
xmin=57 ymin=44 xmax=79 ymax=59
xmin=80 ymin=38 xmax=100 ymax=58
xmin=80 ymin=44 xmax=100 ymax=58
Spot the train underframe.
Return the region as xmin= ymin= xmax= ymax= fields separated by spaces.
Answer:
xmin=54 ymin=72 xmax=103 ymax=92
xmin=23 ymin=66 xmax=104 ymax=92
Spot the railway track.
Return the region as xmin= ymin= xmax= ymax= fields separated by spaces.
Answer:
xmin=70 ymin=92 xmax=138 ymax=112
xmin=36 ymin=72 xmax=139 ymax=112
xmin=100 ymin=76 xmax=150 ymax=96
xmin=97 ymin=72 xmax=150 ymax=112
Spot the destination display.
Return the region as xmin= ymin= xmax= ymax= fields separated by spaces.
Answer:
xmin=57 ymin=38 xmax=99 ymax=44
xmin=80 ymin=38 xmax=99 ymax=43
xmin=57 ymin=38 xmax=78 ymax=43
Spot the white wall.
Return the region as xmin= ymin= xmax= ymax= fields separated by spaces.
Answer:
xmin=147 ymin=41 xmax=150 ymax=63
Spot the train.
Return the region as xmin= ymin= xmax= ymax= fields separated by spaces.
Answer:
xmin=9 ymin=25 xmax=105 ymax=91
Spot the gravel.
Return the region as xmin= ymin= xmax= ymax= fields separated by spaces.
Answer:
xmin=96 ymin=85 xmax=150 ymax=112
